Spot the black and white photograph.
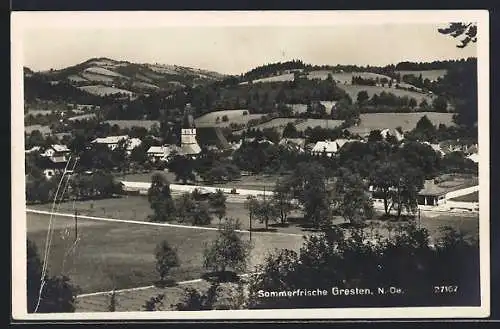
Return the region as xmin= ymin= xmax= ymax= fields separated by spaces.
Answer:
xmin=11 ymin=10 xmax=490 ymax=320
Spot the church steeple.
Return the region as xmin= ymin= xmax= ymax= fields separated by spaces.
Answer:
xmin=180 ymin=103 xmax=201 ymax=156
xmin=182 ymin=103 xmax=195 ymax=129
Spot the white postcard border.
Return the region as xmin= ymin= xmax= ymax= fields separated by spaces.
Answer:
xmin=11 ymin=9 xmax=490 ymax=320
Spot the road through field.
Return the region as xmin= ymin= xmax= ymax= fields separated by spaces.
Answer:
xmin=26 ymin=209 xmax=304 ymax=237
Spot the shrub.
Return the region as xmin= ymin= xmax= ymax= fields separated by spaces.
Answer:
xmin=154 ymin=240 xmax=180 ymax=282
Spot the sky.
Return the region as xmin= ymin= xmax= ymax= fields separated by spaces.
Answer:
xmin=22 ymin=24 xmax=477 ymax=75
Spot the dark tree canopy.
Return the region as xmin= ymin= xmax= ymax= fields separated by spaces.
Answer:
xmin=438 ymin=23 xmax=477 ymax=48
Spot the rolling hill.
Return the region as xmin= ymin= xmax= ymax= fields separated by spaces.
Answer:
xmin=25 ymin=57 xmax=227 ymax=95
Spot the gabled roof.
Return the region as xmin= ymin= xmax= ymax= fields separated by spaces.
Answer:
xmin=147 ymin=145 xmax=182 ymax=156
xmin=25 ymin=146 xmax=41 ymax=153
xmin=279 ymin=138 xmax=305 ymax=147
xmin=334 ymin=138 xmax=354 ymax=149
xmin=181 ymin=143 xmax=202 ymax=155
xmin=467 ymin=153 xmax=479 ymax=163
xmin=312 ymin=141 xmax=339 ymax=154
xmin=147 ymin=146 xmax=166 ymax=154
xmin=92 ymin=135 xmax=129 ymax=144
xmin=126 ymin=138 xmax=142 ymax=151
xmin=51 ymin=144 xmax=70 ymax=152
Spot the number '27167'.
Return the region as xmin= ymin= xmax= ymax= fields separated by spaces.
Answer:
xmin=434 ymin=285 xmax=458 ymax=293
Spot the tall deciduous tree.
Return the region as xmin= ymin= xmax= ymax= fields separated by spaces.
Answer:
xmin=370 ymin=161 xmax=400 ymax=215
xmin=175 ymin=193 xmax=197 ymax=223
xmin=285 ymin=162 xmax=331 ymax=228
xmin=334 ymin=168 xmax=374 ymax=225
xmin=271 ymin=179 xmax=295 ymax=225
xmin=167 ymin=155 xmax=196 ymax=184
xmin=209 ymin=189 xmax=227 ymax=223
xmin=147 ymin=173 xmax=176 ymax=222
xmin=245 ymin=195 xmax=279 ymax=230
xmin=203 ymin=219 xmax=252 ymax=274
xmin=356 ymin=90 xmax=370 ymax=105
xmin=391 ymin=161 xmax=425 ymax=220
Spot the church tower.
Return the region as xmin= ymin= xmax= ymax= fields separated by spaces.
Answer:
xmin=180 ymin=103 xmax=201 ymax=156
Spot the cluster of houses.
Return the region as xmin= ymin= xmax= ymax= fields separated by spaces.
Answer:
xmin=25 ymin=105 xmax=204 ymax=179
xmin=25 ymin=101 xmax=479 ymax=212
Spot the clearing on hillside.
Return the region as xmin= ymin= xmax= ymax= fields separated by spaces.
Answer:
xmin=67 ymin=75 xmax=88 ymax=83
xmin=240 ymin=73 xmax=295 ymax=84
xmin=194 ymin=110 xmax=264 ymax=128
xmin=84 ymin=66 xmax=128 ymax=78
xmin=396 ymin=69 xmax=448 ymax=82
xmin=104 ymin=120 xmax=160 ymax=130
xmin=338 ymin=84 xmax=433 ymax=104
xmin=243 ymin=118 xmax=298 ymax=131
xmin=79 ymin=85 xmax=134 ymax=96
xmin=330 ymin=72 xmax=393 ymax=84
xmin=348 ymin=112 xmax=455 ymax=136
xmin=295 ymin=119 xmax=344 ymax=131
xmin=80 ymin=73 xmax=115 ymax=83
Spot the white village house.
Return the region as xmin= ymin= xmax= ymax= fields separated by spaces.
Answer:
xmin=92 ymin=135 xmax=129 ymax=151
xmin=279 ymin=137 xmax=306 ymax=153
xmin=146 ymin=145 xmax=182 ymax=162
xmin=311 ymin=138 xmax=357 ymax=157
xmin=40 ymin=144 xmax=71 ymax=163
xmin=91 ymin=135 xmax=142 ymax=154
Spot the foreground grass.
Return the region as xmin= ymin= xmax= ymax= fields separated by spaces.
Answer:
xmin=27 ymin=212 xmax=305 ymax=294
xmin=76 ymin=279 xmax=243 ymax=312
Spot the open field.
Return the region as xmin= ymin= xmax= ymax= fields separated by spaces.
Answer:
xmin=348 ymin=112 xmax=455 ymax=136
xmin=25 ymin=124 xmax=52 ymax=135
xmin=104 ymin=120 xmax=160 ymax=130
xmin=26 ymin=212 xmax=305 ymax=293
xmin=306 ymin=70 xmax=333 ymax=80
xmin=338 ymin=84 xmax=433 ymax=104
xmin=68 ymin=114 xmax=97 ymax=122
xmin=79 ymin=85 xmax=134 ymax=96
xmin=396 ymin=70 xmax=447 ymax=81
xmin=295 ymin=118 xmax=344 ymax=131
xmin=132 ymin=81 xmax=160 ymax=90
xmin=25 ymin=110 xmax=53 ymax=117
xmin=194 ymin=110 xmax=264 ymax=128
xmin=449 ymin=191 xmax=479 ymax=202
xmin=331 ymin=72 xmax=393 ymax=84
xmin=244 ymin=118 xmax=298 ymax=131
xmin=114 ymin=170 xmax=177 ymax=183
xmin=80 ymin=73 xmax=115 ymax=83
xmin=84 ymin=66 xmax=127 ymax=78
xmin=67 ymin=75 xmax=88 ymax=83
xmin=243 ymin=73 xmax=295 ymax=84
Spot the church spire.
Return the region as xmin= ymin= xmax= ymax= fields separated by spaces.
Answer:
xmin=182 ymin=103 xmax=195 ymax=129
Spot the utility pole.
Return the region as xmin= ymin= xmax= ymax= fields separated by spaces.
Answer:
xmin=74 ymin=209 xmax=78 ymax=242
xmin=249 ymin=208 xmax=252 ymax=242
